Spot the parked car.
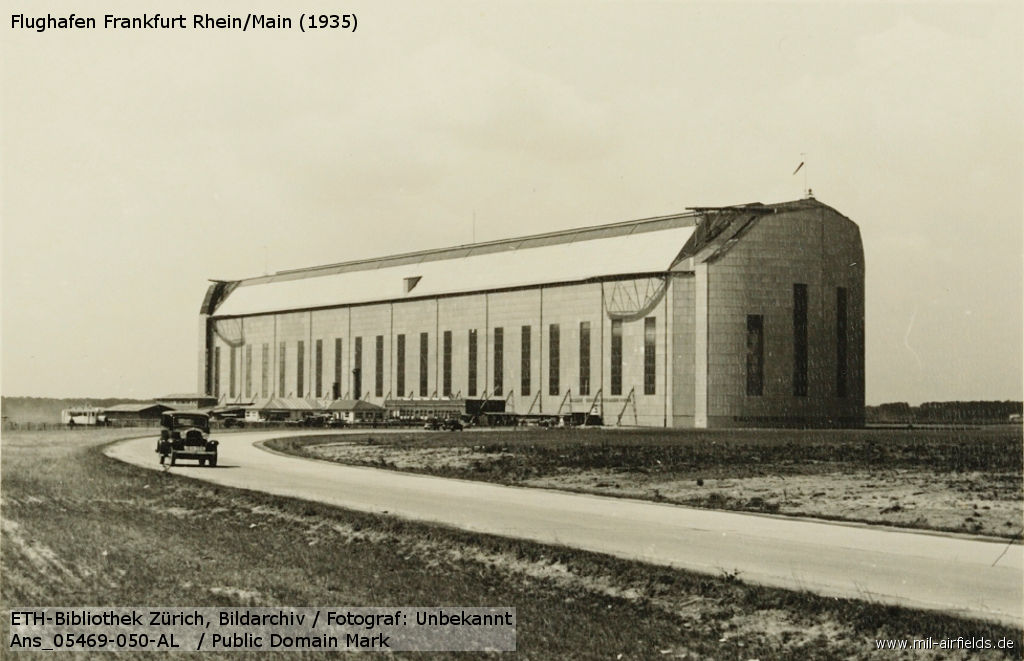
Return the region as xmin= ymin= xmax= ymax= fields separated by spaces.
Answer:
xmin=423 ymin=417 xmax=463 ymax=431
xmin=156 ymin=411 xmax=219 ymax=467
xmin=302 ymin=414 xmax=332 ymax=428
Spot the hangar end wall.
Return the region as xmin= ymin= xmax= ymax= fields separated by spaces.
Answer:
xmin=701 ymin=205 xmax=865 ymax=427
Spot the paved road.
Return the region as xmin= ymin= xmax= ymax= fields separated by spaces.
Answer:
xmin=106 ymin=430 xmax=1023 ymax=625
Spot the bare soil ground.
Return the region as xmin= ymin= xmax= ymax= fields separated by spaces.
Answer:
xmin=3 ymin=428 xmax=1021 ymax=660
xmin=281 ymin=426 xmax=1024 ymax=539
xmin=523 ymin=469 xmax=1021 ymax=536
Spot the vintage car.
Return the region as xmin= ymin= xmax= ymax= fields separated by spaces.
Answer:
xmin=423 ymin=417 xmax=463 ymax=431
xmin=156 ymin=411 xmax=219 ymax=466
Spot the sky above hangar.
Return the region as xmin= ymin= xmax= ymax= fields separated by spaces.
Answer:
xmin=2 ymin=1 xmax=1021 ymax=404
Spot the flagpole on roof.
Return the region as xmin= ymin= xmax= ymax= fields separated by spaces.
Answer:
xmin=793 ymin=153 xmax=810 ymax=198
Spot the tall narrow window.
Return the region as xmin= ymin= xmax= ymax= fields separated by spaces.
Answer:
xmin=548 ymin=324 xmax=560 ymax=396
xmin=443 ymin=331 xmax=452 ymax=396
xmin=419 ymin=332 xmax=429 ymax=396
xmin=245 ymin=345 xmax=252 ymax=398
xmin=644 ymin=317 xmax=656 ymax=395
xmin=493 ymin=327 xmax=504 ymax=396
xmin=610 ymin=319 xmax=623 ymax=396
xmin=353 ymin=337 xmax=362 ymax=399
xmin=315 ymin=339 xmax=323 ymax=398
xmin=468 ymin=329 xmax=478 ymax=396
xmin=206 ymin=345 xmax=214 ymax=396
xmin=747 ymin=315 xmax=764 ymax=396
xmin=396 ymin=334 xmax=406 ymax=397
xmin=296 ymin=340 xmax=305 ymax=397
xmin=229 ymin=346 xmax=237 ymax=398
xmin=261 ymin=343 xmax=269 ymax=398
xmin=278 ymin=342 xmax=286 ymax=396
xmin=793 ymin=283 xmax=808 ymax=397
xmin=213 ymin=346 xmax=221 ymax=397
xmin=375 ymin=335 xmax=384 ymax=397
xmin=836 ymin=287 xmax=848 ymax=398
xmin=579 ymin=321 xmax=591 ymax=396
xmin=334 ymin=338 xmax=342 ymax=398
xmin=521 ymin=325 xmax=531 ymax=396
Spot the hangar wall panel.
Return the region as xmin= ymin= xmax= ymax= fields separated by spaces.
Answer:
xmin=669 ymin=274 xmax=696 ymax=426
xmin=537 ymin=284 xmax=604 ymax=417
xmin=596 ymin=279 xmax=669 ymax=427
xmin=486 ymin=289 xmax=542 ymax=412
xmin=347 ymin=304 xmax=393 ymax=403
xmin=310 ymin=308 xmax=351 ymax=398
xmin=435 ymin=295 xmax=487 ymax=401
xmin=240 ymin=315 xmax=275 ymax=399
xmin=390 ymin=300 xmax=440 ymax=398
xmin=273 ymin=311 xmax=311 ymax=399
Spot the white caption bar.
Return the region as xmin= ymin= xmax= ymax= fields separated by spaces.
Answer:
xmin=9 ymin=607 xmax=516 ymax=652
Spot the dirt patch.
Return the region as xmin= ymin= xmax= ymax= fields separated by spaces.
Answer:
xmin=299 ymin=443 xmax=1022 ymax=538
xmin=524 ymin=469 xmax=1023 ymax=537
xmin=306 ymin=443 xmax=514 ymax=472
xmin=208 ymin=586 xmax=264 ymax=603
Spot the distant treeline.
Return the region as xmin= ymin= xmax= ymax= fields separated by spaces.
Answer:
xmin=1 ymin=396 xmax=151 ymax=423
xmin=867 ymin=401 xmax=1023 ymax=424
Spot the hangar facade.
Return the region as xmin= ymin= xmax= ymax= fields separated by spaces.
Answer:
xmin=198 ymin=197 xmax=864 ymax=427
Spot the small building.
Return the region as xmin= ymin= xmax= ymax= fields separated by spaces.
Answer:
xmin=328 ymin=399 xmax=385 ymax=423
xmin=156 ymin=393 xmax=220 ymax=409
xmin=385 ymin=397 xmax=505 ymax=421
xmin=245 ymin=397 xmax=324 ymax=422
xmin=61 ymin=406 xmax=105 ymax=425
xmin=210 ymin=404 xmax=251 ymax=425
xmin=103 ymin=402 xmax=171 ymax=424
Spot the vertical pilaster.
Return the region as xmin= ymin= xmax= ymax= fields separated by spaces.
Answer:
xmin=663 ymin=276 xmax=672 ymax=427
xmin=695 ymin=263 xmax=709 ymax=428
xmin=198 ymin=315 xmax=209 ymax=394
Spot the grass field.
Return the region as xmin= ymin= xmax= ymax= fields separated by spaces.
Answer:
xmin=2 ymin=428 xmax=1021 ymax=660
xmin=267 ymin=426 xmax=1024 ymax=538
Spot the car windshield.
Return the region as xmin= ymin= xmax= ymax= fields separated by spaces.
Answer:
xmin=171 ymin=415 xmax=208 ymax=429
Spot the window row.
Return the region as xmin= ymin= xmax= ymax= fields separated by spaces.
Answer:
xmin=213 ymin=318 xmax=659 ymax=399
xmin=746 ymin=285 xmax=849 ymax=398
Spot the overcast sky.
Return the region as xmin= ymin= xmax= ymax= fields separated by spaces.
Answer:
xmin=2 ymin=1 xmax=1021 ymax=404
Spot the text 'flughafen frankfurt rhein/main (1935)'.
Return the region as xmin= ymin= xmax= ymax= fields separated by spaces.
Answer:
xmin=10 ymin=13 xmax=358 ymax=33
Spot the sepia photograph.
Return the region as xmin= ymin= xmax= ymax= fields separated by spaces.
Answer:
xmin=2 ymin=1 xmax=1022 ymax=658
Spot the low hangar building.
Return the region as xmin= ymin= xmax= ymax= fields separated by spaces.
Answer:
xmin=199 ymin=198 xmax=864 ymax=428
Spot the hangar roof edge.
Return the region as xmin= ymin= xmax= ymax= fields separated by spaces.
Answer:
xmin=236 ymin=209 xmax=700 ymax=288
xmin=206 ymin=198 xmax=845 ymax=317
xmin=217 ymin=198 xmax=840 ymax=288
